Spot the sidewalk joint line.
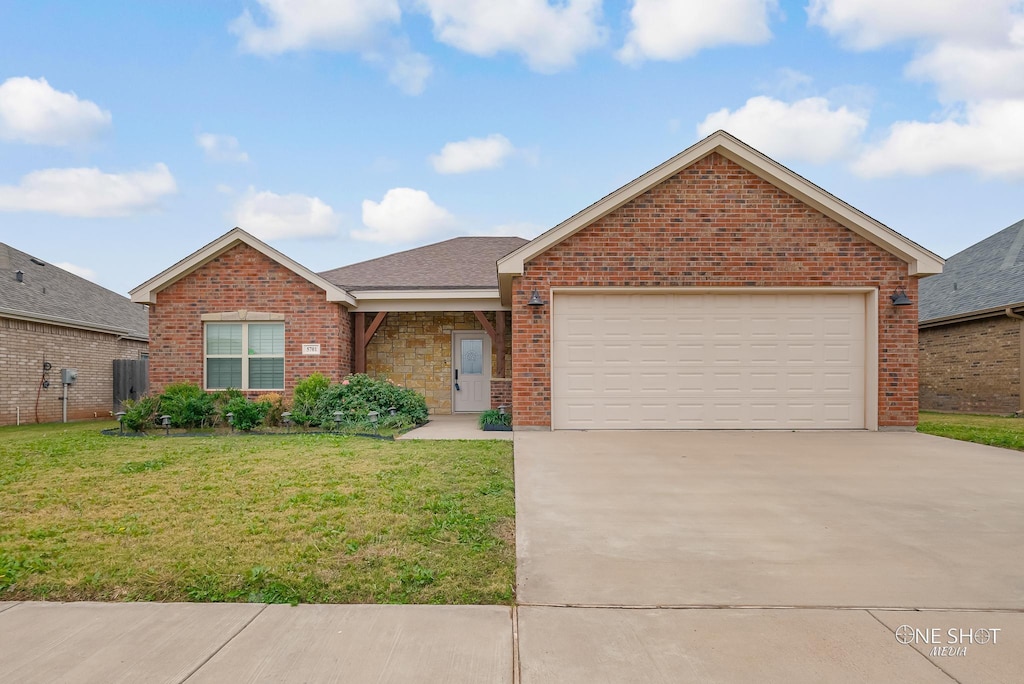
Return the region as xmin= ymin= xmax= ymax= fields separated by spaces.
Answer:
xmin=866 ymin=610 xmax=963 ymax=684
xmin=0 ymin=602 xmax=22 ymax=615
xmin=512 ymin=605 xmax=521 ymax=684
xmin=178 ymin=603 xmax=269 ymax=684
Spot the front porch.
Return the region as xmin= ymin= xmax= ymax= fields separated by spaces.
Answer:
xmin=396 ymin=413 xmax=513 ymax=440
xmin=353 ymin=310 xmax=512 ymax=416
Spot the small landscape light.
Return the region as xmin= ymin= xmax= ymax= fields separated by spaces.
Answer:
xmin=368 ymin=410 xmax=379 ymax=435
xmin=333 ymin=410 xmax=344 ymax=432
xmin=226 ymin=412 xmax=234 ymax=432
xmin=115 ymin=411 xmax=126 ymax=435
xmin=388 ymin=406 xmax=397 ymax=417
xmin=498 ymin=405 xmax=506 ymax=415
xmin=159 ymin=414 xmax=171 ymax=436
xmin=282 ymin=411 xmax=292 ymax=433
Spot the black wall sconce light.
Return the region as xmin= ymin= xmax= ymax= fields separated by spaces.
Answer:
xmin=890 ymin=287 xmax=912 ymax=306
xmin=528 ymin=290 xmax=545 ymax=306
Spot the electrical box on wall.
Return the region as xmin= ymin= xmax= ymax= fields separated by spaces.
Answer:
xmin=61 ymin=368 xmax=78 ymax=385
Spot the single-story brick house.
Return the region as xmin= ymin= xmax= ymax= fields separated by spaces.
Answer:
xmin=1 ymin=242 xmax=149 ymax=426
xmin=919 ymin=217 xmax=1024 ymax=414
xmin=131 ymin=131 xmax=942 ymax=430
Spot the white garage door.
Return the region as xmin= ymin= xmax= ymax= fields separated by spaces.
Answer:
xmin=552 ymin=291 xmax=868 ymax=430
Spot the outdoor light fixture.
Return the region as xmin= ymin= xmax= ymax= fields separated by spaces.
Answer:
xmin=333 ymin=410 xmax=344 ymax=432
xmin=368 ymin=410 xmax=379 ymax=435
xmin=281 ymin=411 xmax=292 ymax=433
xmin=498 ymin=405 xmax=506 ymax=415
xmin=890 ymin=287 xmax=912 ymax=306
xmin=115 ymin=411 xmax=126 ymax=435
xmin=388 ymin=406 xmax=397 ymax=417
xmin=226 ymin=412 xmax=234 ymax=432
xmin=160 ymin=414 xmax=171 ymax=436
xmin=528 ymin=290 xmax=545 ymax=306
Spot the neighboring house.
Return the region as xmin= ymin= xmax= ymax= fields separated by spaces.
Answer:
xmin=919 ymin=218 xmax=1024 ymax=414
xmin=131 ymin=131 xmax=942 ymax=431
xmin=1 ymin=243 xmax=149 ymax=426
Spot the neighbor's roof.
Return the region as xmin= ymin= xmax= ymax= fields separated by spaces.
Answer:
xmin=0 ymin=243 xmax=148 ymax=339
xmin=919 ymin=218 xmax=1024 ymax=324
xmin=320 ymin=236 xmax=528 ymax=291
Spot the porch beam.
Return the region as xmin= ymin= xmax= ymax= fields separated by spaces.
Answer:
xmin=364 ymin=311 xmax=388 ymax=345
xmin=354 ymin=312 xmax=366 ymax=373
xmin=473 ymin=310 xmax=497 ymax=343
xmin=495 ymin=311 xmax=506 ymax=378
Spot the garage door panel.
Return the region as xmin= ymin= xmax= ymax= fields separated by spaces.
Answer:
xmin=552 ymin=292 xmax=868 ymax=430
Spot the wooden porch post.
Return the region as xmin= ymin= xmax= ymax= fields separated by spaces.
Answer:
xmin=354 ymin=312 xmax=365 ymax=374
xmin=495 ymin=311 xmax=506 ymax=378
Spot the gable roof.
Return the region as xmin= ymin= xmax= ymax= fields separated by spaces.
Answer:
xmin=919 ymin=217 xmax=1024 ymax=325
xmin=320 ymin=236 xmax=527 ymax=291
xmin=130 ymin=228 xmax=355 ymax=306
xmin=497 ymin=130 xmax=944 ymax=304
xmin=0 ymin=243 xmax=148 ymax=339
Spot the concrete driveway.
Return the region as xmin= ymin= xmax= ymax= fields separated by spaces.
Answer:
xmin=514 ymin=430 xmax=1024 ymax=682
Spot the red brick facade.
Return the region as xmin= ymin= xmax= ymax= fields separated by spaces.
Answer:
xmin=148 ymin=243 xmax=351 ymax=397
xmin=512 ymin=152 xmax=919 ymax=428
xmin=919 ymin=316 xmax=1021 ymax=414
xmin=0 ymin=317 xmax=148 ymax=426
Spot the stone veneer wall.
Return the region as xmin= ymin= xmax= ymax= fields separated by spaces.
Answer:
xmin=0 ymin=316 xmax=148 ymax=425
xmin=512 ymin=152 xmax=919 ymax=429
xmin=919 ymin=316 xmax=1021 ymax=414
xmin=364 ymin=311 xmax=512 ymax=414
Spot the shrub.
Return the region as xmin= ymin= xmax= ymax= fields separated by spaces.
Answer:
xmin=258 ymin=393 xmax=285 ymax=427
xmin=479 ymin=408 xmax=511 ymax=428
xmin=223 ymin=396 xmax=268 ymax=432
xmin=292 ymin=373 xmax=330 ymax=425
xmin=312 ymin=374 xmax=428 ymax=429
xmin=120 ymin=396 xmax=158 ymax=432
xmin=159 ymin=382 xmax=216 ymax=429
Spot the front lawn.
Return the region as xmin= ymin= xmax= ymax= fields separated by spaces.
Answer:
xmin=0 ymin=421 xmax=514 ymax=605
xmin=918 ymin=411 xmax=1024 ymax=451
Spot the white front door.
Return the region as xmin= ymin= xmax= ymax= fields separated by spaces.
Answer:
xmin=453 ymin=332 xmax=491 ymax=412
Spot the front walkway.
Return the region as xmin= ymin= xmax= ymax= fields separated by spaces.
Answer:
xmin=397 ymin=413 xmax=512 ymax=440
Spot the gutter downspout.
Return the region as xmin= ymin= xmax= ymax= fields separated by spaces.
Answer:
xmin=1005 ymin=308 xmax=1024 ymax=415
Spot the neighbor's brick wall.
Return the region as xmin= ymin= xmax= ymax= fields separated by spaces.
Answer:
xmin=919 ymin=316 xmax=1021 ymax=414
xmin=0 ymin=317 xmax=148 ymax=426
xmin=148 ymin=243 xmax=351 ymax=398
xmin=513 ymin=152 xmax=918 ymax=428
xmin=365 ymin=311 xmax=512 ymax=414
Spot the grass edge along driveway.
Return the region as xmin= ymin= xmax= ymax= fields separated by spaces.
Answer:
xmin=918 ymin=410 xmax=1024 ymax=451
xmin=0 ymin=421 xmax=514 ymax=605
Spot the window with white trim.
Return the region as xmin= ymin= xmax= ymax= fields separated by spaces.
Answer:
xmin=205 ymin=322 xmax=284 ymax=390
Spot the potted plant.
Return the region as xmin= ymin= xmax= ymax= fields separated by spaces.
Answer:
xmin=479 ymin=407 xmax=512 ymax=431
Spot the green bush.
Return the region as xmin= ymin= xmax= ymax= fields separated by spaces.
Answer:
xmin=258 ymin=393 xmax=285 ymax=427
xmin=310 ymin=374 xmax=428 ymax=429
xmin=479 ymin=408 xmax=512 ymax=428
xmin=291 ymin=373 xmax=330 ymax=425
xmin=159 ymin=382 xmax=216 ymax=429
xmin=223 ymin=396 xmax=268 ymax=432
xmin=120 ymin=396 xmax=158 ymax=432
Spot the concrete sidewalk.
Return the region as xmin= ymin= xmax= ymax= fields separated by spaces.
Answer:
xmin=397 ymin=413 xmax=512 ymax=440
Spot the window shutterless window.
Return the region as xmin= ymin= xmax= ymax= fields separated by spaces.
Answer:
xmin=205 ymin=322 xmax=284 ymax=390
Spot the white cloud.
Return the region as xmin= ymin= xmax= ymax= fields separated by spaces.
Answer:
xmin=854 ymin=99 xmax=1024 ymax=178
xmin=906 ymin=35 xmax=1024 ymax=101
xmin=697 ymin=96 xmax=868 ymax=163
xmin=54 ymin=262 xmax=98 ymax=282
xmin=618 ymin=0 xmax=776 ymax=63
xmin=0 ymin=76 xmax=111 ymax=146
xmin=354 ymin=187 xmax=455 ymax=243
xmin=807 ymin=0 xmax=1015 ymax=49
xmin=418 ymin=0 xmax=605 ymax=72
xmin=230 ymin=0 xmax=400 ymax=54
xmin=197 ymin=133 xmax=249 ymax=162
xmin=0 ymin=165 xmax=177 ymax=217
xmin=431 ymin=134 xmax=516 ymax=174
xmin=386 ymin=50 xmax=433 ymax=95
xmin=231 ymin=188 xmax=340 ymax=240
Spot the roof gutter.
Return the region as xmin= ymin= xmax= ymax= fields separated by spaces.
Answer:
xmin=919 ymin=301 xmax=1024 ymax=329
xmin=0 ymin=307 xmax=148 ymax=340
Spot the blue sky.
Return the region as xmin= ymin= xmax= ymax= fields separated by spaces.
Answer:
xmin=1 ymin=0 xmax=1022 ymax=296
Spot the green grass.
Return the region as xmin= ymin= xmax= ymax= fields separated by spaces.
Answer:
xmin=918 ymin=411 xmax=1024 ymax=451
xmin=0 ymin=421 xmax=515 ymax=605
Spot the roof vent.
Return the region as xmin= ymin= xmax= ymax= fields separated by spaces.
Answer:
xmin=30 ymin=258 xmax=45 ymax=266
xmin=15 ymin=270 xmax=24 ymax=282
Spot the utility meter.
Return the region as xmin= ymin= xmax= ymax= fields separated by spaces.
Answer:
xmin=61 ymin=368 xmax=78 ymax=385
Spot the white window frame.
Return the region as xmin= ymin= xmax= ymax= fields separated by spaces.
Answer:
xmin=204 ymin=321 xmax=285 ymax=391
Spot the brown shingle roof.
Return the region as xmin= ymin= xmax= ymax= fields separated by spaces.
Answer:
xmin=319 ymin=236 xmax=528 ymax=290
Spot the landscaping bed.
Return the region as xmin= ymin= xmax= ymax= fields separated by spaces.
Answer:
xmin=0 ymin=421 xmax=514 ymax=605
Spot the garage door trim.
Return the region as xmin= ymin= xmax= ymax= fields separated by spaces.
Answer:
xmin=549 ymin=287 xmax=879 ymax=431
